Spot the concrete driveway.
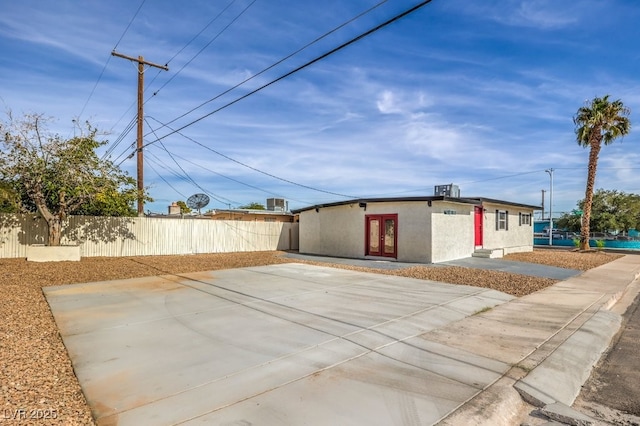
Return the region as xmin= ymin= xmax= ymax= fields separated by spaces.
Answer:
xmin=281 ymin=252 xmax=582 ymax=280
xmin=45 ymin=263 xmax=514 ymax=425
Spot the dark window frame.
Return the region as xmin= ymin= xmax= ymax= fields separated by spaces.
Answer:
xmin=519 ymin=212 xmax=532 ymax=226
xmin=495 ymin=209 xmax=509 ymax=231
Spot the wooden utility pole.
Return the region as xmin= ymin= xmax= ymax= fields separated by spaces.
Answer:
xmin=111 ymin=51 xmax=168 ymax=215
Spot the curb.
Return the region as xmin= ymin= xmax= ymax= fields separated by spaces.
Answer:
xmin=439 ymin=265 xmax=640 ymax=426
xmin=511 ymin=272 xmax=640 ymax=425
xmin=513 ymin=309 xmax=621 ymax=407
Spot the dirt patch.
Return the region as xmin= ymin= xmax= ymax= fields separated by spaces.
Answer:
xmin=0 ymin=252 xmax=289 ymax=426
xmin=504 ymin=248 xmax=623 ymax=271
xmin=0 ymin=249 xmax=622 ymax=425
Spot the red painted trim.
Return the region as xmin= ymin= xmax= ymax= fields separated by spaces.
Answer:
xmin=365 ymin=214 xmax=398 ymax=258
xmin=474 ymin=206 xmax=483 ymax=247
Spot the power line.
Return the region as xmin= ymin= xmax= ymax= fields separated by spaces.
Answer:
xmin=145 ymin=116 xmax=356 ymax=198
xmin=150 ymin=146 xmax=285 ymax=198
xmin=148 ymin=0 xmax=390 ymax=133
xmin=103 ymin=115 xmax=137 ymax=160
xmin=145 ymin=0 xmax=433 ymax=143
xmin=106 ymin=1 xmax=244 ymax=162
xmin=146 ymin=0 xmax=254 ymax=101
xmin=460 ymin=170 xmax=544 ymax=185
xmin=146 ymin=151 xmax=236 ymax=206
xmin=77 ymin=0 xmax=147 ymax=120
xmin=119 ymin=1 xmax=434 ymax=203
xmin=147 ymin=143 xmax=313 ymax=205
xmin=113 ymin=0 xmax=147 ymax=51
xmin=145 ymin=156 xmax=188 ymax=199
xmin=144 ymin=118 xmax=236 ymax=206
xmin=114 ymin=141 xmax=136 ymax=166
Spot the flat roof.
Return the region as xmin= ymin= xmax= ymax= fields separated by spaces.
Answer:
xmin=207 ymin=209 xmax=293 ymax=216
xmin=291 ymin=196 xmax=541 ymax=214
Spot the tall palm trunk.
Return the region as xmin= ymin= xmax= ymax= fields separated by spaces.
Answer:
xmin=580 ymin=140 xmax=602 ymax=250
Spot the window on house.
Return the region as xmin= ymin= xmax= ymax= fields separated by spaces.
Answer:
xmin=496 ymin=210 xmax=509 ymax=230
xmin=264 ymin=217 xmax=276 ymax=222
xmin=519 ymin=213 xmax=531 ymax=226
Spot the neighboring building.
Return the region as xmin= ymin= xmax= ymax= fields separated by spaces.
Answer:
xmin=205 ymin=208 xmax=294 ymax=222
xmin=206 ymin=198 xmax=294 ymax=223
xmin=292 ymin=196 xmax=539 ymax=263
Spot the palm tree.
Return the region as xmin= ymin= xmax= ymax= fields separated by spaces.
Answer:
xmin=574 ymin=95 xmax=631 ymax=250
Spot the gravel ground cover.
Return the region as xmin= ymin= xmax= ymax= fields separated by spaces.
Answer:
xmin=0 ymin=249 xmax=621 ymax=425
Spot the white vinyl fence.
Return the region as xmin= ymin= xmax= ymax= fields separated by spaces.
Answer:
xmin=0 ymin=214 xmax=299 ymax=258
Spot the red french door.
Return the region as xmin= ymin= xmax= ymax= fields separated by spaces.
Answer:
xmin=366 ymin=214 xmax=398 ymax=258
xmin=474 ymin=206 xmax=483 ymax=247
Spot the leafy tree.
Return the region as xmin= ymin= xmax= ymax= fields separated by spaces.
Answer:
xmin=556 ymin=189 xmax=640 ymax=234
xmin=176 ymin=200 xmax=191 ymax=214
xmin=573 ymin=96 xmax=630 ymax=249
xmin=238 ymin=202 xmax=266 ymax=210
xmin=0 ymin=181 xmax=20 ymax=213
xmin=74 ymin=186 xmax=139 ymax=217
xmin=555 ymin=211 xmax=581 ymax=232
xmin=0 ymin=112 xmax=144 ymax=246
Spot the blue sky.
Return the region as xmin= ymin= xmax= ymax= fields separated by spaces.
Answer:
xmin=1 ymin=0 xmax=639 ymax=216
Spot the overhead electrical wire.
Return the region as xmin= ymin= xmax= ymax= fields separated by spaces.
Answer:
xmin=150 ymin=146 xmax=288 ymax=199
xmin=147 ymin=143 xmax=314 ymax=205
xmin=145 ymin=116 xmax=356 ymax=198
xmin=148 ymin=0 xmax=390 ymax=133
xmin=145 ymin=156 xmax=189 ymax=199
xmin=145 ymin=118 xmax=237 ymax=206
xmin=146 ymin=151 xmax=237 ymax=206
xmin=77 ymin=0 xmax=147 ymax=121
xmin=112 ymin=0 xmax=390 ymax=166
xmin=102 ymin=115 xmax=137 ymax=160
xmin=146 ymin=0 xmax=255 ymax=101
xmin=113 ymin=0 xmax=147 ymax=51
xmin=145 ymin=0 xmax=433 ymax=143
xmin=117 ymin=0 xmax=433 ymax=204
xmin=460 ymin=170 xmax=544 ymax=185
xmin=106 ymin=0 xmax=247 ymax=162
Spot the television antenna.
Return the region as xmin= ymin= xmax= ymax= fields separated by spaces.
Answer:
xmin=186 ymin=193 xmax=210 ymax=216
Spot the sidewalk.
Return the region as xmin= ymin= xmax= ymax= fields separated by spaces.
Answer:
xmin=438 ymin=254 xmax=640 ymax=425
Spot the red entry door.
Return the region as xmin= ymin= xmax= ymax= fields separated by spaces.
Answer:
xmin=366 ymin=214 xmax=397 ymax=258
xmin=474 ymin=206 xmax=483 ymax=247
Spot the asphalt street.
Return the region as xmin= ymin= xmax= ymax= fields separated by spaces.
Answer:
xmin=576 ymin=290 xmax=640 ymax=417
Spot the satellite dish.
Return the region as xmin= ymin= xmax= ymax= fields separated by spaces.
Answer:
xmin=186 ymin=193 xmax=210 ymax=216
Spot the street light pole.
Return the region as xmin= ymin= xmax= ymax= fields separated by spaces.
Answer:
xmin=545 ymin=168 xmax=554 ymax=246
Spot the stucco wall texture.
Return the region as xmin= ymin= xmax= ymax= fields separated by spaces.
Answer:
xmin=298 ymin=199 xmax=533 ymax=263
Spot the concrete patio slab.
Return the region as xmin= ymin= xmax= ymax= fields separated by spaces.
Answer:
xmin=44 ymin=255 xmax=640 ymax=425
xmin=44 ymin=263 xmax=513 ymax=425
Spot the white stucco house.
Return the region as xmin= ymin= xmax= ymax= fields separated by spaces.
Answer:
xmin=292 ymin=196 xmax=540 ymax=263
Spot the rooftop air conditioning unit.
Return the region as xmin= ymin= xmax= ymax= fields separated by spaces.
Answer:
xmin=267 ymin=198 xmax=286 ymax=211
xmin=434 ymin=184 xmax=460 ymax=198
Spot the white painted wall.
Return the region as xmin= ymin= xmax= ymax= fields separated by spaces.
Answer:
xmin=0 ymin=214 xmax=298 ymax=258
xmin=298 ymin=201 xmax=432 ymax=262
xmin=430 ymin=202 xmax=475 ymax=263
xmin=368 ymin=201 xmax=431 ymax=263
xmin=297 ymin=199 xmax=534 ymax=263
xmin=300 ymin=203 xmax=365 ymax=258
xmin=481 ymin=202 xmax=534 ymax=254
